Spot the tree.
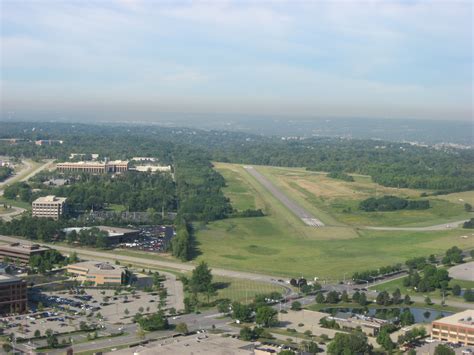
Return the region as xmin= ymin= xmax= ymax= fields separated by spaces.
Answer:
xmin=135 ymin=311 xmax=169 ymax=331
xmin=255 ymin=306 xmax=278 ymax=328
xmin=34 ymin=329 xmax=41 ymax=338
xmin=376 ymin=327 xmax=395 ymax=351
xmin=358 ymin=292 xmax=367 ymax=306
xmin=434 ymin=344 xmax=455 ymax=355
xmin=463 ymin=288 xmax=474 ymax=302
xmin=232 ymin=302 xmax=253 ymax=322
xmin=392 ymin=288 xmax=401 ymax=304
xmin=464 ymin=203 xmax=472 ymax=212
xmin=315 ymin=292 xmax=325 ymax=304
xmin=327 ymin=332 xmax=371 ymax=354
xmin=239 ymin=326 xmax=254 ymax=341
xmin=425 ymin=296 xmax=432 ymax=305
xmin=290 ymin=301 xmax=302 ymax=311
xmin=341 ymin=290 xmax=349 ymax=303
xmin=189 ymin=261 xmax=213 ymax=295
xmin=124 ymin=308 xmax=130 ymax=316
xmin=404 ymin=294 xmax=411 ymax=305
xmin=175 ymin=322 xmax=189 ymax=334
xmin=325 ymin=291 xmax=340 ymax=304
xmin=400 ymin=309 xmax=415 ymax=326
xmin=217 ymin=299 xmax=231 ymax=313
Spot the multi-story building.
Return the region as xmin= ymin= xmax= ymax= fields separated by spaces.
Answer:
xmin=56 ymin=160 xmax=129 ymax=174
xmin=0 ymin=275 xmax=27 ymax=315
xmin=67 ymin=261 xmax=125 ymax=286
xmin=431 ymin=310 xmax=474 ymax=346
xmin=0 ymin=243 xmax=50 ymax=265
xmin=32 ymin=195 xmax=67 ymax=220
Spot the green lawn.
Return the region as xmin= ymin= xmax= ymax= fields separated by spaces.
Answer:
xmin=258 ymin=165 xmax=472 ymax=227
xmin=370 ymin=275 xmax=474 ymax=301
xmin=0 ymin=197 xmax=31 ymax=210
xmin=194 ymin=163 xmax=473 ymax=279
xmin=202 ymin=275 xmax=285 ymax=304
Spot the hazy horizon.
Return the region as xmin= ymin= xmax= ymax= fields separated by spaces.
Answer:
xmin=1 ymin=1 xmax=473 ymax=122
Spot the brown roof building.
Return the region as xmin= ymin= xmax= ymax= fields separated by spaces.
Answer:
xmin=0 ymin=243 xmax=50 ymax=265
xmin=431 ymin=310 xmax=474 ymax=346
xmin=67 ymin=261 xmax=125 ymax=286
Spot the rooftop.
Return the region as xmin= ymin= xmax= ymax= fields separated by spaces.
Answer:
xmin=0 ymin=274 xmax=23 ymax=284
xmin=68 ymin=261 xmax=123 ymax=275
xmin=0 ymin=242 xmax=50 ymax=254
xmin=433 ymin=310 xmax=474 ymax=329
xmin=33 ymin=195 xmax=67 ymax=204
xmin=63 ymin=226 xmax=138 ymax=237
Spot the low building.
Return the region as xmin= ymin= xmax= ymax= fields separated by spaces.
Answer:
xmin=0 ymin=243 xmax=50 ymax=265
xmin=35 ymin=139 xmax=63 ymax=146
xmin=32 ymin=195 xmax=67 ymax=220
xmin=0 ymin=275 xmax=27 ymax=315
xmin=431 ymin=310 xmax=474 ymax=346
xmin=329 ymin=312 xmax=388 ymax=336
xmin=132 ymin=165 xmax=172 ymax=173
xmin=63 ymin=226 xmax=139 ymax=246
xmin=56 ymin=160 xmax=129 ymax=174
xmin=67 ymin=261 xmax=125 ymax=286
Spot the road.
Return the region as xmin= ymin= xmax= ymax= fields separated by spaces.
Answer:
xmin=0 ymin=206 xmax=26 ymax=221
xmin=244 ymin=165 xmax=324 ymax=227
xmin=19 ymin=159 xmax=55 ymax=182
xmin=0 ymin=235 xmax=294 ymax=298
xmin=363 ymin=219 xmax=470 ymax=231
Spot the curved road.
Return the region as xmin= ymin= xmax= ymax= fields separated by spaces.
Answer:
xmin=0 ymin=235 xmax=294 ymax=297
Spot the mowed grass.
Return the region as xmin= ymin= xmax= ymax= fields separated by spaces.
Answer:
xmin=194 ymin=163 xmax=474 ymax=279
xmin=257 ymin=165 xmax=472 ymax=227
xmin=208 ymin=275 xmax=284 ymax=304
xmin=371 ymin=275 xmax=474 ymax=302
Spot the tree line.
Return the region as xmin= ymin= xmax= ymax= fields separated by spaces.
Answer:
xmin=359 ymin=195 xmax=429 ymax=212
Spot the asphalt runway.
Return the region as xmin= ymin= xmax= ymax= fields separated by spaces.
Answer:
xmin=243 ymin=165 xmax=324 ymax=227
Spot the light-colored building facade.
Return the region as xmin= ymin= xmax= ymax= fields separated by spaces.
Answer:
xmin=67 ymin=261 xmax=125 ymax=286
xmin=431 ymin=310 xmax=474 ymax=346
xmin=32 ymin=195 xmax=67 ymax=220
xmin=56 ymin=160 xmax=129 ymax=174
xmin=0 ymin=243 xmax=50 ymax=265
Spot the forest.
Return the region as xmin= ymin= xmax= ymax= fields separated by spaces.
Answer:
xmin=1 ymin=121 xmax=473 ymax=198
xmin=359 ymin=196 xmax=430 ymax=212
xmin=0 ymin=166 xmax=12 ymax=182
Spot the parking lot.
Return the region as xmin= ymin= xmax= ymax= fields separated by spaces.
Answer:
xmin=119 ymin=225 xmax=175 ymax=253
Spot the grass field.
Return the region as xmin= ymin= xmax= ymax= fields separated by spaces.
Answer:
xmin=257 ymin=165 xmax=472 ymax=227
xmin=370 ymin=276 xmax=474 ymax=302
xmin=199 ymin=275 xmax=284 ymax=304
xmin=193 ymin=163 xmax=474 ymax=279
xmin=0 ymin=206 xmax=13 ymax=215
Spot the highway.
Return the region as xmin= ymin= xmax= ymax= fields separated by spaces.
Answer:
xmin=244 ymin=165 xmax=324 ymax=227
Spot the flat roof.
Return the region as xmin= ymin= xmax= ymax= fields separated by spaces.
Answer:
xmin=0 ymin=274 xmax=23 ymax=284
xmin=33 ymin=195 xmax=67 ymax=204
xmin=68 ymin=261 xmax=123 ymax=276
xmin=0 ymin=242 xmax=50 ymax=254
xmin=63 ymin=226 xmax=138 ymax=237
xmin=433 ymin=310 xmax=474 ymax=329
xmin=110 ymin=334 xmax=253 ymax=355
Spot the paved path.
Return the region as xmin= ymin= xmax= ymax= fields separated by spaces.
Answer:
xmin=0 ymin=206 xmax=26 ymax=221
xmin=448 ymin=261 xmax=474 ymax=281
xmin=0 ymin=235 xmax=293 ymax=296
xmin=363 ymin=219 xmax=470 ymax=231
xmin=19 ymin=159 xmax=54 ymax=182
xmin=244 ymin=165 xmax=324 ymax=227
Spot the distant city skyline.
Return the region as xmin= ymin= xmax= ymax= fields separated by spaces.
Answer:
xmin=1 ymin=0 xmax=472 ymax=122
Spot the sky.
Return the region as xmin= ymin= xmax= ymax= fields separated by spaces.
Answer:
xmin=0 ymin=0 xmax=472 ymax=122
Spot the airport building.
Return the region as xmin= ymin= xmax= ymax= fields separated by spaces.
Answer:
xmin=32 ymin=195 xmax=67 ymax=220
xmin=67 ymin=261 xmax=125 ymax=286
xmin=0 ymin=275 xmax=27 ymax=315
xmin=56 ymin=160 xmax=129 ymax=174
xmin=431 ymin=310 xmax=474 ymax=346
xmin=0 ymin=243 xmax=50 ymax=265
